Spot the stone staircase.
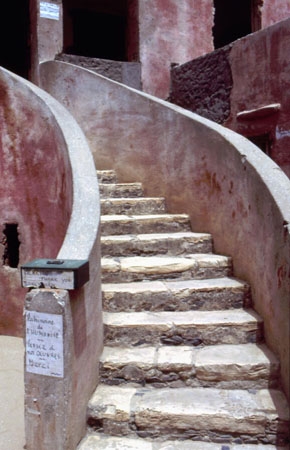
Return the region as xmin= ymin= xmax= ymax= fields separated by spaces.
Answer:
xmin=78 ymin=170 xmax=289 ymax=450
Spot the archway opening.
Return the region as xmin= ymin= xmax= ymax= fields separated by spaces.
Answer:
xmin=0 ymin=0 xmax=30 ymax=78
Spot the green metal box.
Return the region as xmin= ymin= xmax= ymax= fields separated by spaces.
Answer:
xmin=21 ymin=259 xmax=89 ymax=290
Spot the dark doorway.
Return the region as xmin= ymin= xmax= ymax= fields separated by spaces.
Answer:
xmin=2 ymin=224 xmax=20 ymax=268
xmin=63 ymin=0 xmax=129 ymax=61
xmin=248 ymin=133 xmax=273 ymax=157
xmin=0 ymin=0 xmax=30 ymax=78
xmin=213 ymin=0 xmax=253 ymax=49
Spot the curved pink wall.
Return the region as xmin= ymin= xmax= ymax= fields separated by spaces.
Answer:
xmin=40 ymin=61 xmax=290 ymax=400
xmin=0 ymin=68 xmax=72 ymax=336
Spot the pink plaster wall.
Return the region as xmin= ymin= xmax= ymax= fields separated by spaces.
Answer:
xmin=261 ymin=0 xmax=290 ymax=28
xmin=0 ymin=68 xmax=72 ymax=336
xmin=226 ymin=18 xmax=290 ymax=178
xmin=139 ymin=0 xmax=214 ymax=98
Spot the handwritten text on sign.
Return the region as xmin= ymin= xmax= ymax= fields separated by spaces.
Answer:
xmin=26 ymin=311 xmax=64 ymax=378
xmin=22 ymin=269 xmax=74 ymax=289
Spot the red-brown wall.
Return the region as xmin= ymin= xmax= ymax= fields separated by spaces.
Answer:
xmin=0 ymin=68 xmax=72 ymax=336
xmin=261 ymin=0 xmax=290 ymax=28
xmin=138 ymin=0 xmax=214 ymax=98
xmin=226 ymin=18 xmax=290 ymax=178
xmin=137 ymin=0 xmax=290 ymax=99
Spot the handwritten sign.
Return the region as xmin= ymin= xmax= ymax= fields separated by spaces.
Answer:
xmin=40 ymin=2 xmax=60 ymax=20
xmin=26 ymin=311 xmax=64 ymax=378
xmin=22 ymin=269 xmax=74 ymax=289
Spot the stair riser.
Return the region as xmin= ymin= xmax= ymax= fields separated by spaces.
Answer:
xmin=79 ymin=433 xmax=290 ymax=450
xmin=101 ymin=237 xmax=213 ymax=257
xmin=100 ymin=364 xmax=280 ymax=390
xmin=101 ymin=199 xmax=166 ymax=215
xmin=97 ymin=171 xmax=117 ymax=184
xmin=102 ymin=266 xmax=232 ymax=283
xmin=101 ymin=219 xmax=191 ymax=236
xmin=99 ymin=184 xmax=143 ymax=198
xmin=132 ymin=423 xmax=290 ymax=447
xmin=104 ymin=324 xmax=263 ymax=347
xmin=87 ymin=416 xmax=289 ymax=447
xmin=102 ymin=288 xmax=250 ymax=312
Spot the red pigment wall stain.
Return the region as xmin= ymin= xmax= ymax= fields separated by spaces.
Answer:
xmin=139 ymin=0 xmax=214 ymax=98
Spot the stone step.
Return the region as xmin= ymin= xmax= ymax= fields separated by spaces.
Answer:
xmin=96 ymin=170 xmax=117 ymax=184
xmin=101 ymin=231 xmax=213 ymax=257
xmin=79 ymin=433 xmax=289 ymax=450
xmin=101 ymin=254 xmax=232 ymax=283
xmin=99 ymin=182 xmax=144 ymax=198
xmin=100 ymin=343 xmax=280 ymax=389
xmin=101 ymin=197 xmax=166 ymax=215
xmin=87 ymin=385 xmax=289 ymax=445
xmin=102 ymin=277 xmax=251 ymax=312
xmin=103 ymin=309 xmax=263 ymax=347
xmin=101 ymin=214 xmax=191 ymax=236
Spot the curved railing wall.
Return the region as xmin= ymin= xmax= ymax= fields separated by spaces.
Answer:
xmin=0 ymin=67 xmax=73 ymax=336
xmin=40 ymin=60 xmax=290 ymax=400
xmin=0 ymin=67 xmax=102 ymax=448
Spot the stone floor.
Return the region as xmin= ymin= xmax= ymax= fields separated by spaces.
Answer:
xmin=0 ymin=335 xmax=25 ymax=450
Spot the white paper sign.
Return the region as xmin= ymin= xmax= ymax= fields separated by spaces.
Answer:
xmin=40 ymin=2 xmax=60 ymax=20
xmin=22 ymin=269 xmax=74 ymax=289
xmin=26 ymin=311 xmax=64 ymax=378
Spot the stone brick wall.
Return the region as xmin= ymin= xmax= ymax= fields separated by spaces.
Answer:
xmin=169 ymin=45 xmax=233 ymax=124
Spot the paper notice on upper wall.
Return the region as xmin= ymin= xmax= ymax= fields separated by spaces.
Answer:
xmin=40 ymin=2 xmax=60 ymax=20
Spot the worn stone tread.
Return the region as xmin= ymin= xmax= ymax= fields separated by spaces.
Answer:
xmin=100 ymin=343 xmax=280 ymax=388
xmin=103 ymin=309 xmax=263 ymax=346
xmin=101 ymin=254 xmax=232 ymax=282
xmin=101 ymin=197 xmax=166 ymax=215
xmin=101 ymin=231 xmax=213 ymax=256
xmin=87 ymin=385 xmax=289 ymax=444
xmin=101 ymin=214 xmax=191 ymax=235
xmin=79 ymin=433 xmax=288 ymax=449
xmin=97 ymin=170 xmax=117 ymax=184
xmin=99 ymin=182 xmax=144 ymax=198
xmin=102 ymin=277 xmax=251 ymax=312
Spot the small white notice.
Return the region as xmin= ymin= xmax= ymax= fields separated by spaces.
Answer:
xmin=26 ymin=311 xmax=64 ymax=378
xmin=40 ymin=2 xmax=60 ymax=20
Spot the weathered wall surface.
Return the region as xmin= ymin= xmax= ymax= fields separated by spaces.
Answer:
xmin=226 ymin=18 xmax=290 ymax=178
xmin=169 ymin=45 xmax=233 ymax=124
xmin=55 ymin=54 xmax=141 ymax=90
xmin=169 ymin=19 xmax=290 ymax=178
xmin=138 ymin=0 xmax=214 ymax=99
xmin=0 ymin=67 xmax=72 ymax=336
xmin=0 ymin=67 xmax=102 ymax=448
xmin=261 ymin=0 xmax=290 ymax=28
xmin=30 ymin=0 xmax=63 ymax=83
xmin=40 ymin=61 xmax=290 ymax=400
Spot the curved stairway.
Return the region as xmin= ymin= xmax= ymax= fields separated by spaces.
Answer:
xmin=78 ymin=170 xmax=289 ymax=450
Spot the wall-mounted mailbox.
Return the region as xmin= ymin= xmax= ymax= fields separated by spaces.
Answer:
xmin=21 ymin=259 xmax=89 ymax=290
